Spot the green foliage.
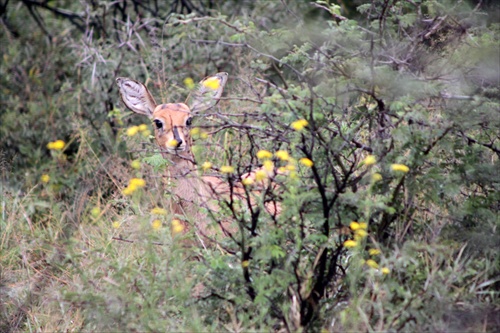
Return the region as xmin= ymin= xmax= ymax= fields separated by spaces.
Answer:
xmin=1 ymin=0 xmax=499 ymax=332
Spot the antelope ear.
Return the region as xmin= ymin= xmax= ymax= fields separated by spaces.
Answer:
xmin=188 ymin=72 xmax=228 ymax=114
xmin=116 ymin=77 xmax=157 ymax=118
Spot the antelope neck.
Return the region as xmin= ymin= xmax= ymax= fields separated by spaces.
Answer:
xmin=165 ymin=150 xmax=196 ymax=178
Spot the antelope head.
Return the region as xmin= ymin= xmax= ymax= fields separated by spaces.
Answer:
xmin=116 ymin=73 xmax=228 ymax=156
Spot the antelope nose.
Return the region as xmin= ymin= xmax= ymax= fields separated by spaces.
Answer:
xmin=173 ymin=127 xmax=183 ymax=147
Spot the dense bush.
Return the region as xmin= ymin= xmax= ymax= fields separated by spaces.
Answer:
xmin=1 ymin=0 xmax=498 ymax=332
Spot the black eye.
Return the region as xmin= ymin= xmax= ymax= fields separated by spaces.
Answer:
xmin=186 ymin=117 xmax=193 ymax=127
xmin=153 ymin=119 xmax=163 ymax=129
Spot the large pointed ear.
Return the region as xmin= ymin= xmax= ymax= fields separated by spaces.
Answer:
xmin=188 ymin=72 xmax=228 ymax=114
xmin=116 ymin=77 xmax=157 ymax=118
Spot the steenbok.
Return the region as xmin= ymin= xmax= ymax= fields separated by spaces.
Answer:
xmin=116 ymin=73 xmax=279 ymax=241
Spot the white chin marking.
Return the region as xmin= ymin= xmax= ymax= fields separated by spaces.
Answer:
xmin=166 ymin=146 xmax=185 ymax=153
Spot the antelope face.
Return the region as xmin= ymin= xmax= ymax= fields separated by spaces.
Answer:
xmin=152 ymin=103 xmax=193 ymax=154
xmin=116 ymin=73 xmax=227 ymax=155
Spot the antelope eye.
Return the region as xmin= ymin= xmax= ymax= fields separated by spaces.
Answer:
xmin=153 ymin=119 xmax=163 ymax=129
xmin=186 ymin=117 xmax=193 ymax=127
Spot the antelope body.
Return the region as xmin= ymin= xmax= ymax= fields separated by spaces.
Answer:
xmin=116 ymin=73 xmax=239 ymax=236
xmin=116 ymin=73 xmax=280 ymax=239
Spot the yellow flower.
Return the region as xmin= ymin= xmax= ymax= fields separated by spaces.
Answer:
xmin=263 ymin=160 xmax=274 ymax=172
xmin=130 ymin=178 xmax=146 ymax=188
xmin=190 ymin=127 xmax=200 ymax=136
xmin=220 ymin=165 xmax=235 ymax=174
xmin=47 ymin=140 xmax=65 ymax=150
xmin=166 ymin=139 xmax=179 ymax=148
xmin=126 ymin=126 xmax=139 ymax=136
xmin=90 ymin=207 xmax=101 ymax=218
xmin=350 ymin=221 xmax=361 ymax=230
xmin=391 ymin=163 xmax=410 ymax=173
xmin=362 ymin=155 xmax=376 ymax=166
xmin=286 ymin=163 xmax=296 ymax=171
xmin=381 ymin=267 xmax=390 ymax=275
xmin=299 ymin=158 xmax=314 ymax=167
xmin=242 ymin=177 xmax=254 ymax=186
xmin=291 ymin=119 xmax=308 ymax=131
xmin=138 ymin=124 xmax=148 ymax=132
xmin=241 ymin=260 xmax=250 ymax=268
xmin=354 ymin=229 xmax=368 ymax=239
xmin=359 ymin=222 xmax=368 ymax=229
xmin=151 ymin=219 xmax=162 ymax=230
xmin=343 ymin=240 xmax=358 ymax=248
xmin=257 ymin=150 xmax=273 ymax=159
xmin=202 ymin=161 xmax=212 ymax=171
xmin=255 ymin=169 xmax=267 ymax=181
xmin=141 ymin=129 xmax=151 ymax=137
xmin=372 ymin=172 xmax=382 ymax=182
xmin=366 ymin=259 xmax=379 ymax=269
xmin=40 ymin=174 xmax=50 ymax=183
xmin=369 ymin=248 xmax=381 ymax=256
xmin=171 ymin=219 xmax=184 ymax=234
xmin=112 ymin=221 xmax=121 ymax=229
xmin=122 ymin=185 xmax=136 ymax=196
xmin=202 ymin=76 xmax=221 ymax=90
xmin=131 ymin=160 xmax=141 ymax=170
xmin=151 ymin=207 xmax=167 ymax=215
xmin=184 ymin=77 xmax=195 ymax=90
xmin=275 ymin=150 xmax=290 ymax=161
xmin=200 ymin=131 xmax=208 ymax=139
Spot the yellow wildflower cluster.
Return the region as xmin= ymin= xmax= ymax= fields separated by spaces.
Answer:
xmin=40 ymin=174 xmax=50 ymax=183
xmin=257 ymin=150 xmax=273 ymax=159
xmin=126 ymin=124 xmax=151 ymax=137
xmin=299 ymin=158 xmax=314 ymax=167
xmin=362 ymin=155 xmax=377 ymax=166
xmin=90 ymin=207 xmax=101 ymax=218
xmin=245 ymin=148 xmax=315 ymax=185
xmin=343 ymin=221 xmax=391 ymax=274
xmin=263 ymin=160 xmax=274 ymax=172
xmin=365 ymin=259 xmax=379 ymax=269
xmin=167 ymin=139 xmax=179 ymax=148
xmin=343 ymin=221 xmax=369 ymax=249
xmin=184 ymin=77 xmax=195 ymax=90
xmin=151 ymin=219 xmax=162 ymax=230
xmin=171 ymin=219 xmax=184 ymax=234
xmin=201 ymin=161 xmax=212 ymax=171
xmin=343 ymin=239 xmax=358 ymax=248
xmin=151 ymin=207 xmax=167 ymax=215
xmin=122 ymin=177 xmax=146 ymax=196
xmin=131 ymin=159 xmax=141 ymax=170
xmin=351 ymin=221 xmax=368 ymax=240
xmin=275 ymin=150 xmax=290 ymax=161
xmin=220 ymin=165 xmax=235 ymax=174
xmin=190 ymin=128 xmax=208 ymax=140
xmin=254 ymin=169 xmax=268 ymax=181
xmin=365 ymin=246 xmax=391 ymax=275
xmin=241 ymin=177 xmax=254 ymax=186
xmin=391 ymin=163 xmax=409 ymax=173
xmin=202 ymin=76 xmax=221 ymax=90
xmin=112 ymin=221 xmax=121 ymax=229
xmin=47 ymin=140 xmax=65 ymax=150
xmin=291 ymin=119 xmax=308 ymax=131
xmin=350 ymin=221 xmax=368 ymax=230
xmin=372 ymin=172 xmax=382 ymax=182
